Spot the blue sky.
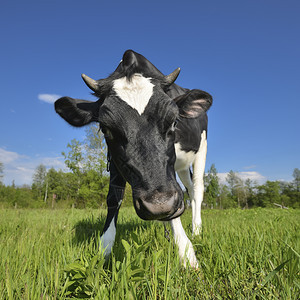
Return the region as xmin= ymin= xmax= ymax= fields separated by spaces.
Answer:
xmin=0 ymin=0 xmax=299 ymax=186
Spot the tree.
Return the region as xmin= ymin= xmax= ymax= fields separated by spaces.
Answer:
xmin=226 ymin=170 xmax=237 ymax=197
xmin=226 ymin=170 xmax=240 ymax=207
xmin=0 ymin=161 xmax=4 ymax=184
xmin=204 ymin=164 xmax=220 ymax=208
xmin=46 ymin=168 xmax=66 ymax=207
xmin=219 ymin=184 xmax=235 ymax=208
xmin=280 ymin=170 xmax=300 ymax=208
xmin=244 ymin=178 xmax=256 ymax=208
xmin=82 ymin=125 xmax=109 ymax=207
xmin=225 ymin=171 xmax=251 ymax=208
xmin=254 ymin=181 xmax=281 ymax=207
xmin=61 ymin=125 xmax=110 ymax=208
xmin=62 ymin=139 xmax=84 ymax=205
xmin=293 ymin=168 xmax=300 ymax=192
xmin=62 ymin=139 xmax=84 ymax=175
xmin=32 ymin=164 xmax=47 ymax=200
xmin=84 ymin=125 xmax=107 ymax=177
xmin=234 ymin=177 xmax=247 ymax=208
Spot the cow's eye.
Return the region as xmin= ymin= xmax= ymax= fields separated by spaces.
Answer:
xmin=173 ymin=119 xmax=178 ymax=129
xmin=170 ymin=119 xmax=178 ymax=132
xmin=167 ymin=119 xmax=178 ymax=136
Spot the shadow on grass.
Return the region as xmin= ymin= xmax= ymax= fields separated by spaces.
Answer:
xmin=72 ymin=213 xmax=154 ymax=246
xmin=72 ymin=216 xmax=105 ymax=245
xmin=71 ymin=208 xmax=169 ymax=267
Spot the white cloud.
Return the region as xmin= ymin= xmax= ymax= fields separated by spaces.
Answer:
xmin=243 ymin=165 xmax=257 ymax=170
xmin=38 ymin=94 xmax=61 ymax=104
xmin=0 ymin=148 xmax=27 ymax=164
xmin=40 ymin=157 xmax=65 ymax=169
xmin=0 ymin=147 xmax=65 ymax=186
xmin=238 ymin=171 xmax=266 ymax=183
xmin=217 ymin=171 xmax=266 ymax=185
xmin=217 ymin=173 xmax=229 ymax=184
xmin=5 ymin=167 xmax=34 ymax=186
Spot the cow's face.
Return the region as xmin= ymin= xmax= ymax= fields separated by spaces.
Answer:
xmin=55 ymin=50 xmax=184 ymax=221
xmin=99 ymin=75 xmax=184 ymax=221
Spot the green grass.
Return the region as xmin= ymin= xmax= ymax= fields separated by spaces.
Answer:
xmin=0 ymin=208 xmax=299 ymax=299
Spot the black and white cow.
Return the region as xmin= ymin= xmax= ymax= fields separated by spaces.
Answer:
xmin=55 ymin=50 xmax=212 ymax=268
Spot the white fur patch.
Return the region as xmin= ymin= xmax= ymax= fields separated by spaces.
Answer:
xmin=174 ymin=143 xmax=196 ymax=172
xmin=170 ymin=217 xmax=199 ymax=268
xmin=192 ymin=130 xmax=207 ymax=235
xmin=100 ymin=218 xmax=116 ymax=257
xmin=113 ymin=74 xmax=154 ymax=115
xmin=175 ymin=131 xmax=207 ymax=236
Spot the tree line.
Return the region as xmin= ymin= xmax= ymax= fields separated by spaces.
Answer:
xmin=204 ymin=164 xmax=299 ymax=209
xmin=0 ymin=125 xmax=299 ymax=209
xmin=0 ymin=126 xmax=132 ymax=209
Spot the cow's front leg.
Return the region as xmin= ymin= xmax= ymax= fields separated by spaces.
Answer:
xmin=169 ymin=217 xmax=199 ymax=269
xmin=191 ymin=130 xmax=207 ymax=235
xmin=100 ymin=161 xmax=126 ymax=257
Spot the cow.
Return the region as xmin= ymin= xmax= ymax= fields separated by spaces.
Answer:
xmin=55 ymin=50 xmax=212 ymax=268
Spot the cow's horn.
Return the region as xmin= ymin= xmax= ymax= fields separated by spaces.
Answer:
xmin=165 ymin=67 xmax=181 ymax=84
xmin=81 ymin=74 xmax=98 ymax=92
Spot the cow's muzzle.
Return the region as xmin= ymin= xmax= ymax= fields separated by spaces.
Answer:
xmin=133 ymin=190 xmax=185 ymax=221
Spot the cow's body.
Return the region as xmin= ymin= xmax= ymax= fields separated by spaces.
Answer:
xmin=55 ymin=50 xmax=212 ymax=268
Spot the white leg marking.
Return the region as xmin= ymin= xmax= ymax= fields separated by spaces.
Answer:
xmin=175 ymin=146 xmax=196 ymax=229
xmin=100 ymin=217 xmax=116 ymax=257
xmin=177 ymin=168 xmax=195 ymax=224
xmin=177 ymin=169 xmax=194 ymax=199
xmin=169 ymin=217 xmax=199 ymax=269
xmin=192 ymin=130 xmax=207 ymax=235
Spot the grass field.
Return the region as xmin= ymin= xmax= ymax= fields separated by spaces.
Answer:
xmin=0 ymin=207 xmax=299 ymax=299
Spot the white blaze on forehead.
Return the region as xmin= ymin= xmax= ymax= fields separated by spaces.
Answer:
xmin=113 ymin=74 xmax=154 ymax=115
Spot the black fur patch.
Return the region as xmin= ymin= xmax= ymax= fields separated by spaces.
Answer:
xmin=55 ymin=97 xmax=100 ymax=127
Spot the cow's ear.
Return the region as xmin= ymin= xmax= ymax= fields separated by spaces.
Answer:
xmin=55 ymin=97 xmax=100 ymax=127
xmin=174 ymin=90 xmax=213 ymax=118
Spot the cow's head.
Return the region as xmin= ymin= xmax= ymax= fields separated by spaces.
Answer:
xmin=55 ymin=50 xmax=184 ymax=221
